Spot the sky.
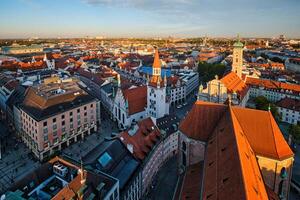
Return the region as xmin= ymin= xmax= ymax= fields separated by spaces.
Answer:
xmin=0 ymin=0 xmax=300 ymax=39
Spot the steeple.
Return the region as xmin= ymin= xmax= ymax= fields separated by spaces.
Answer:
xmin=233 ymin=34 xmax=244 ymax=48
xmin=232 ymin=34 xmax=244 ymax=78
xmin=150 ymin=47 xmax=162 ymax=87
xmin=153 ymin=47 xmax=161 ymax=70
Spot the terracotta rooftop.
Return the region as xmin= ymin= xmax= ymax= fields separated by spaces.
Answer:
xmin=149 ymin=48 xmax=166 ymax=88
xmin=276 ymin=97 xmax=300 ymax=112
xmin=179 ymin=101 xmax=227 ymax=141
xmin=179 ymin=101 xmax=294 ymax=199
xmin=202 ymin=106 xmax=268 ymax=200
xmin=21 ymin=81 xmax=95 ymax=121
xmin=220 ymin=71 xmax=249 ymax=98
xmin=122 ymin=86 xmax=147 ymax=115
xmin=153 ymin=48 xmax=161 ymax=69
xmin=180 ymin=101 xmax=293 ymax=160
xmin=119 ymin=118 xmax=161 ymax=160
xmin=246 ymin=77 xmax=300 ymax=94
xmin=180 ymin=162 xmax=204 ymax=200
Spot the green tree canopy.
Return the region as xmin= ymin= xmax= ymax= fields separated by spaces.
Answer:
xmin=197 ymin=62 xmax=226 ymax=83
xmin=254 ymin=96 xmax=280 ymax=121
xmin=288 ymin=124 xmax=300 ymax=144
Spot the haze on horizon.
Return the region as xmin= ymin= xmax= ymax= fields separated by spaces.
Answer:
xmin=0 ymin=0 xmax=300 ymax=39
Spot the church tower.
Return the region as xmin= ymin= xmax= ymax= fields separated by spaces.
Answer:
xmin=232 ymin=34 xmax=244 ymax=78
xmin=147 ymin=48 xmax=169 ymax=119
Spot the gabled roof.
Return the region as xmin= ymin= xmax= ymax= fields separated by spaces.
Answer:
xmin=122 ymin=86 xmax=147 ymax=115
xmin=179 ymin=101 xmax=294 ymax=199
xmin=276 ymin=97 xmax=300 ymax=112
xmin=179 ymin=101 xmax=227 ymax=141
xmin=180 ymin=101 xmax=293 ymax=160
xmin=202 ymin=106 xmax=268 ymax=200
xmin=231 ymin=106 xmax=294 ymax=160
xmin=246 ymin=77 xmax=300 ymax=94
xmin=119 ymin=118 xmax=161 ymax=160
xmin=220 ymin=71 xmax=249 ymax=98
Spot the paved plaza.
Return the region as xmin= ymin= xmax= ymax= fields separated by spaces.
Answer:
xmin=0 ymin=110 xmax=119 ymax=194
xmin=0 ymin=136 xmax=40 ymax=193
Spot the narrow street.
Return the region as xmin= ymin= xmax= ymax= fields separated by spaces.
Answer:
xmin=145 ymin=156 xmax=179 ymax=200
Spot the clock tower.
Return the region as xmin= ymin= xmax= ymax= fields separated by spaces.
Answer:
xmin=147 ymin=48 xmax=169 ymax=119
xmin=232 ymin=34 xmax=244 ymax=78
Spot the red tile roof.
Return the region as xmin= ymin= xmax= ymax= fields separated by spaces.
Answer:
xmin=179 ymin=101 xmax=291 ymax=199
xmin=246 ymin=77 xmax=300 ymax=94
xmin=180 ymin=101 xmax=293 ymax=160
xmin=153 ymin=48 xmax=161 ymax=69
xmin=220 ymin=72 xmax=249 ymax=98
xmin=276 ymin=97 xmax=300 ymax=112
xmin=180 ymin=162 xmax=203 ymax=200
xmin=202 ymin=106 xmax=269 ymax=200
xmin=179 ymin=101 xmax=227 ymax=141
xmin=123 ymin=86 xmax=147 ymax=115
xmin=232 ymin=106 xmax=294 ymax=160
xmin=119 ymin=118 xmax=161 ymax=160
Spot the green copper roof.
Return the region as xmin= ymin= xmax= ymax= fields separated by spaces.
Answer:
xmin=233 ymin=34 xmax=244 ymax=47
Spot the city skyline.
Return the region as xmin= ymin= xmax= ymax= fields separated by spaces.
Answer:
xmin=1 ymin=0 xmax=300 ymax=39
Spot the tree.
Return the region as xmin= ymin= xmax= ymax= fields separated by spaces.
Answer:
xmin=197 ymin=62 xmax=226 ymax=83
xmin=288 ymin=124 xmax=300 ymax=144
xmin=254 ymin=96 xmax=280 ymax=121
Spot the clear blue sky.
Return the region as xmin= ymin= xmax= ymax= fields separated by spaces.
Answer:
xmin=0 ymin=0 xmax=300 ymax=39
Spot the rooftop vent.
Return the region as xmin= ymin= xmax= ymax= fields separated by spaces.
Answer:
xmin=53 ymin=163 xmax=68 ymax=177
xmin=127 ymin=143 xmax=134 ymax=154
xmin=51 ymin=88 xmax=65 ymax=95
xmin=128 ymin=124 xmax=139 ymax=136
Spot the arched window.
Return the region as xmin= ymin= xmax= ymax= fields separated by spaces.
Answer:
xmin=182 ymin=151 xmax=186 ymax=166
xmin=182 ymin=141 xmax=186 ymax=151
xmin=278 ymin=180 xmax=284 ymax=197
xmin=280 ymin=167 xmax=287 ymax=180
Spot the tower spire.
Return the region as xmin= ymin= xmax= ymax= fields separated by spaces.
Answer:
xmin=80 ymin=158 xmax=86 ymax=185
xmin=153 ymin=47 xmax=161 ymax=69
xmin=150 ymin=47 xmax=162 ymax=86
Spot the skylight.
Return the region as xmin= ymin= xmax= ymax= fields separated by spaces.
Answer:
xmin=98 ymin=152 xmax=112 ymax=167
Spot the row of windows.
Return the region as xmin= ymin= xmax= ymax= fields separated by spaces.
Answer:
xmin=43 ymin=110 xmax=93 ymax=127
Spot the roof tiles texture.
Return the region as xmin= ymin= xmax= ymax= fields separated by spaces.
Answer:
xmin=179 ymin=101 xmax=294 ymax=199
xmin=220 ymin=72 xmax=249 ymax=98
xmin=119 ymin=118 xmax=161 ymax=160
xmin=246 ymin=77 xmax=300 ymax=94
xmin=122 ymin=86 xmax=147 ymax=115
xmin=276 ymin=97 xmax=300 ymax=112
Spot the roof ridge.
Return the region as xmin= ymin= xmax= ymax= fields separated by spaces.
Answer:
xmin=267 ymin=111 xmax=280 ymax=159
xmin=228 ymin=108 xmax=249 ymax=197
xmin=229 ymin=107 xmax=268 ymax=199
